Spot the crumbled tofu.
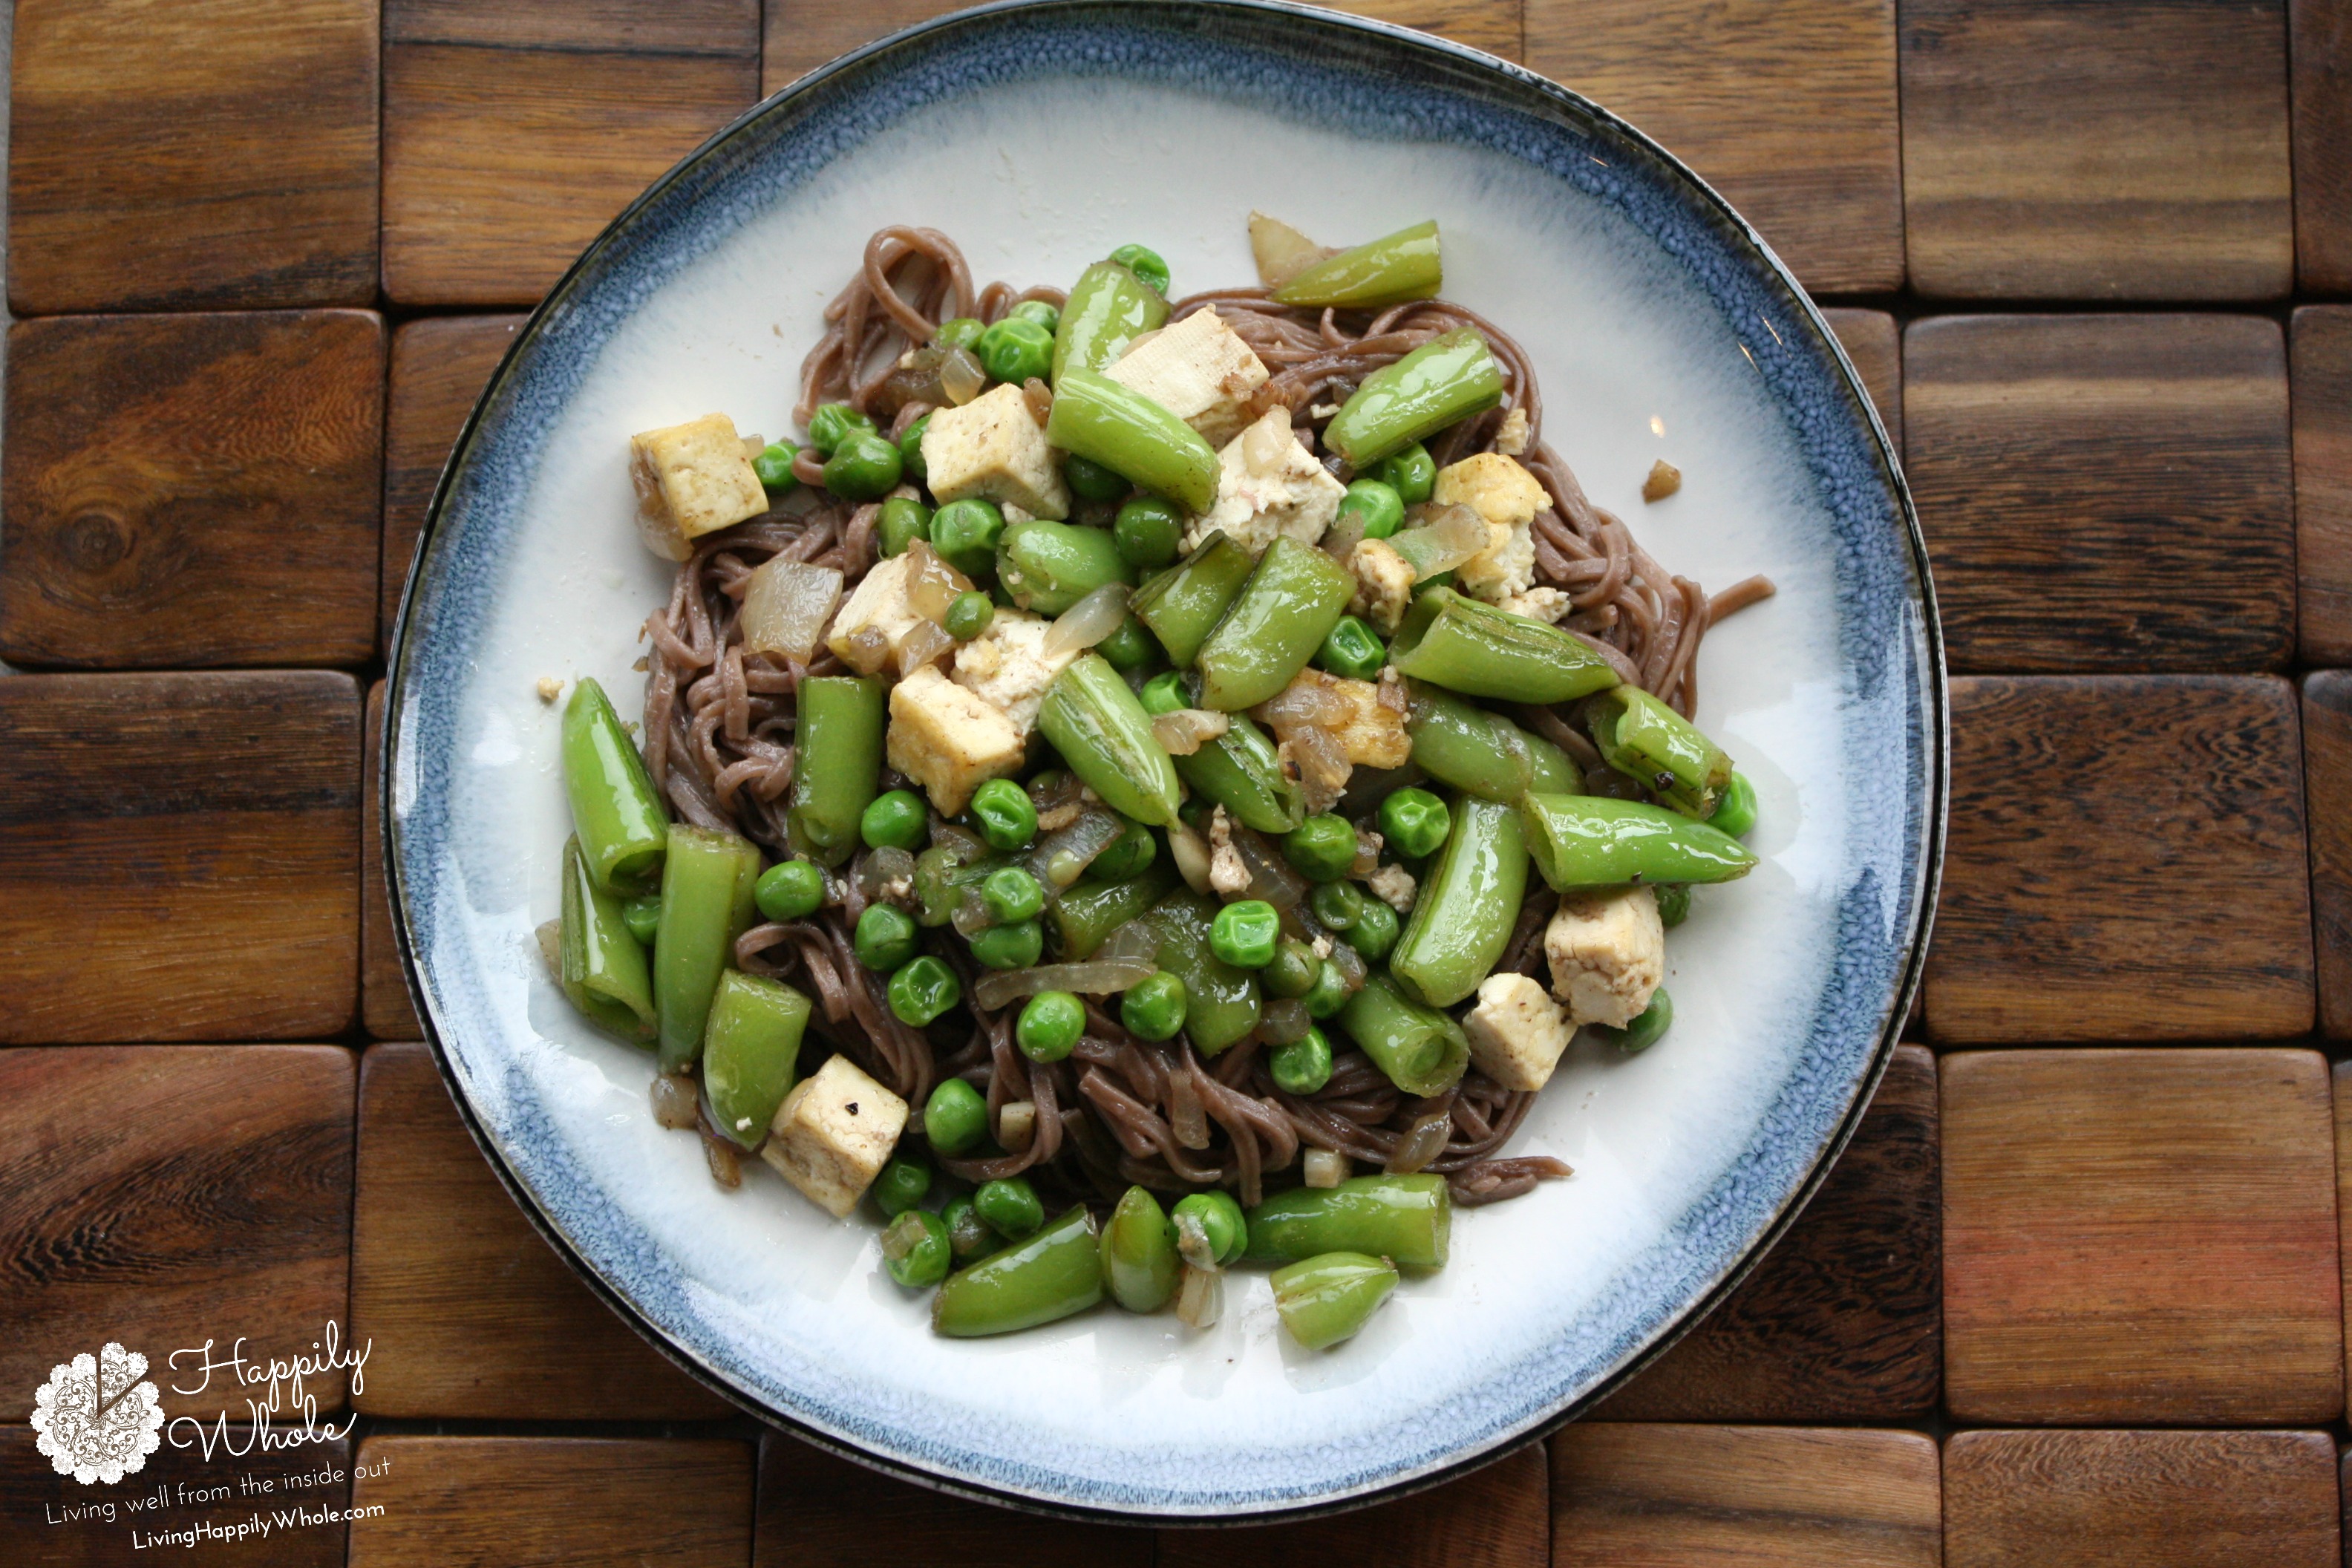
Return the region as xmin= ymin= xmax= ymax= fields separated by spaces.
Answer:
xmin=1347 ymin=538 xmax=1418 ymax=633
xmin=1436 ymin=452 xmax=1549 ymax=603
xmin=535 ymin=676 xmax=564 ymax=704
xmin=1545 ymin=887 xmax=1665 ymax=1028
xmin=761 ymin=1055 xmax=907 ymax=1218
xmin=1183 ymin=408 xmax=1348 ymax=554
xmin=920 ymin=383 xmax=1070 ymax=520
xmin=1494 ymin=406 xmax=1531 ymax=457
xmin=825 ymin=549 xmax=973 ymax=676
xmin=1309 ymin=932 xmax=1333 ymax=959
xmin=1644 ymin=459 xmax=1682 ymax=501
xmin=1255 ymin=669 xmax=1410 ymax=769
xmin=628 ymin=413 xmax=771 ymax=561
xmin=1365 ymin=863 xmax=1417 ymax=912
xmin=1464 ymin=973 xmax=1576 ymax=1091
xmin=1207 ymin=806 xmax=1251 ymax=898
xmin=1104 ymin=307 xmax=1271 ymax=448
xmin=886 ymin=665 xmax=1028 ymax=814
xmin=1002 ymin=503 xmax=1036 ymax=527
xmin=950 ymin=608 xmax=1077 ymax=733
xmin=1497 ymin=587 xmax=1572 ymax=624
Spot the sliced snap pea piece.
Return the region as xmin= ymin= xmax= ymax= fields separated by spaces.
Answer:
xmin=1391 ymin=587 xmax=1621 ymax=705
xmin=1135 ymin=890 xmax=1261 ymax=1055
xmin=1192 ymin=537 xmax=1356 ymax=711
xmin=562 ymin=677 xmax=669 ymax=895
xmin=1131 ymin=530 xmax=1255 ymax=668
xmin=1587 ymin=686 xmax=1735 ymax=820
xmin=1519 ymin=794 xmax=1757 ymax=891
xmin=1099 ymin=1186 xmax=1180 ymax=1313
xmin=997 ymin=517 xmax=1135 ymax=615
xmin=559 ymin=834 xmax=657 ymax=1045
xmin=1271 ymin=220 xmax=1441 ymax=310
xmin=1035 ymin=653 xmax=1183 ymax=828
xmin=1242 ymin=1172 xmax=1451 ymax=1270
xmin=933 ymin=1205 xmax=1103 ymax=1337
xmin=1388 ymin=794 xmax=1526 ymax=1009
xmin=786 ymin=675 xmax=886 ymax=866
xmin=1322 ymin=329 xmax=1503 ymax=469
xmin=701 ymin=970 xmax=810 ymax=1147
xmin=1402 ymin=680 xmax=1534 ymax=803
xmin=1053 ymin=260 xmax=1169 ymax=381
xmin=1272 ymin=1251 xmax=1399 ymax=1350
xmin=1338 ymin=969 xmax=1471 ymax=1096
xmin=1045 ymin=368 xmax=1219 ymax=514
xmin=1174 ymin=710 xmax=1305 ymax=836
xmin=1050 ymin=861 xmax=1179 ymax=960
xmin=883 ymin=1209 xmax=952 ymax=1289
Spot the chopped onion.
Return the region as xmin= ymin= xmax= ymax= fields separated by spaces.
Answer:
xmin=1042 ymin=583 xmax=1131 ymax=659
xmin=1387 ymin=1108 xmax=1453 ymax=1175
xmin=1025 ymin=804 xmax=1124 ymax=891
xmin=1167 ymin=820 xmax=1215 ymax=895
xmin=1100 ymin=918 xmax=1159 ymax=966
xmin=1324 ymin=937 xmax=1368 ymax=990
xmin=1151 ymin=708 xmax=1230 ymax=756
xmin=1242 ymin=406 xmax=1294 ymax=471
xmin=1258 ymin=678 xmax=1354 ymax=728
xmin=1303 ymin=1149 xmax=1348 ymax=1188
xmin=650 ymin=1074 xmax=699 ymax=1131
xmin=997 ymin=1100 xmax=1036 ymax=1150
xmin=1174 ymin=1211 xmax=1220 ymax=1273
xmin=705 ymin=1134 xmax=743 ymax=1189
xmin=903 ymin=539 xmax=965 ymax=621
xmin=973 ymin=955 xmax=1157 ymax=1010
xmin=739 ymin=559 xmax=843 ymax=663
xmin=1321 ymin=503 xmax=1368 ymax=563
xmin=1258 ymin=997 xmax=1313 ymax=1045
xmin=895 ymin=617 xmax=956 ymax=677
xmin=739 ymin=434 xmax=767 ymax=460
xmin=1284 ymin=723 xmax=1352 ymax=803
xmin=1168 ymin=1072 xmax=1210 ymax=1150
xmin=1396 ymin=503 xmax=1492 ymax=575
xmin=930 ymin=820 xmax=989 ymax=862
xmin=855 ymin=846 xmax=916 ymax=905
xmin=838 ymin=622 xmax=891 ymax=675
xmin=534 ymin=920 xmax=562 ymax=978
xmin=1249 ymin=211 xmax=1338 ymax=290
xmin=1351 ymin=828 xmax=1383 ymax=878
xmin=941 ymin=347 xmax=987 ymax=405
xmin=1230 ymin=824 xmax=1307 ymax=908
xmin=1175 ymin=1261 xmax=1224 ymax=1329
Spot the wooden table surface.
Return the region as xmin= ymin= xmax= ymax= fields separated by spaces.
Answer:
xmin=2 ymin=1 xmax=2348 ymax=1563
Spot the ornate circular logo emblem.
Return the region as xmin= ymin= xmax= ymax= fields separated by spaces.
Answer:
xmin=30 ymin=1342 xmax=164 ymax=1485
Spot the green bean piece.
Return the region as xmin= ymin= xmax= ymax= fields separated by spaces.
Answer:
xmin=1045 ymin=368 xmax=1221 ymax=514
xmin=1063 ymin=451 xmax=1130 ymax=502
xmin=933 ymin=318 xmax=985 ymax=351
xmin=1304 ymin=959 xmax=1352 ymax=1020
xmin=882 ymin=1209 xmax=952 ymax=1289
xmin=1010 ymin=298 xmax=1062 ymax=333
xmin=558 ymin=835 xmax=657 ymax=1045
xmin=944 ymin=589 xmax=993 ymax=641
xmin=1523 ymin=731 xmax=1581 ymax=797
xmin=621 ymin=894 xmax=662 ymax=946
xmin=1595 ymin=986 xmax=1673 ymax=1053
xmin=1388 ymin=795 xmax=1526 ymax=1009
xmin=1121 ymin=970 xmax=1189 ymax=1041
xmin=1130 ymin=531 xmax=1256 ymax=668
xmin=1209 ymin=899 xmax=1281 ymax=968
xmin=1284 ymin=814 xmax=1359 ymax=883
xmin=1317 ymin=614 xmax=1388 ymax=681
xmin=860 ymin=788 xmax=930 ymax=852
xmin=968 ymin=918 xmax=1045 ymax=970
xmin=1339 ymin=970 xmax=1471 ymax=1095
xmin=1402 ymin=682 xmax=1534 ymax=803
xmin=1088 ymin=816 xmax=1157 ymax=883
xmin=925 ymin=1076 xmax=988 ymax=1155
xmin=823 ymin=430 xmax=904 ymax=500
xmin=1049 ymin=862 xmax=1179 ymax=958
xmin=1519 ymin=794 xmax=1757 ymax=891
xmin=874 ymin=1156 xmax=932 ymax=1217
xmin=1379 ymin=786 xmax=1451 ymax=860
xmin=653 ymin=825 xmax=762 ymax=1071
xmin=786 ymin=675 xmax=886 ymax=866
xmin=1094 ymin=614 xmax=1160 ymax=673
xmin=1271 ymin=220 xmax=1441 ymax=310
xmin=1390 ymin=587 xmax=1621 ymax=704
xmin=1243 ymin=1172 xmax=1451 ymax=1270
xmin=1272 ymin=1252 xmax=1400 ymax=1349
xmin=976 ymin=316 xmax=1054 ymax=385
xmin=1100 ymin=1186 xmax=1180 ymax=1312
xmin=1137 ymin=890 xmax=1263 ymax=1054
xmin=1107 ymin=243 xmax=1172 ymax=296
xmin=1270 ymin=1025 xmax=1335 ymax=1094
xmin=931 ymin=497 xmax=1007 ymax=581
xmin=1322 ymin=329 xmax=1504 ymax=468
xmin=806 ymin=403 xmax=875 ymax=456
xmin=1310 ymin=880 xmax=1364 ymax=932
xmin=983 ymin=866 xmax=1046 ymax=925
xmin=1174 ymin=710 xmax=1307 ymax=836
xmin=1653 ymin=883 xmax=1693 ymax=929
xmin=976 ymin=1177 xmax=1045 ymax=1239
xmin=1053 ymin=259 xmax=1170 ymax=381
xmin=855 ymin=904 xmax=920 ymax=971
xmin=1376 ymin=442 xmax=1437 ymax=506
xmin=754 ymin=859 xmax=826 ymax=921
xmin=1711 ymin=770 xmax=1760 ymax=838
xmin=970 ymin=777 xmax=1039 ymax=851
xmin=1017 ymin=990 xmax=1085 ymax=1062
xmin=1172 ymin=1192 xmax=1248 ymax=1265
xmin=1113 ymin=494 xmax=1185 ymax=569
xmin=996 ymin=516 xmax=1136 ymax=615
xmin=898 ymin=414 xmax=932 ymax=487
xmin=1263 ymin=937 xmax=1322 ymax=999
xmin=562 ymin=677 xmax=669 ymax=895
xmin=1344 ymin=898 xmax=1400 ymax=963
xmin=753 ymin=441 xmax=799 ymax=494
xmin=1193 ymin=537 xmax=1356 ymax=710
xmin=888 ymin=954 xmax=961 ymax=1026
xmin=1586 ymin=686 xmax=1736 ymax=819
xmin=1035 ymin=654 xmax=1183 ymax=827
xmin=941 ymin=1194 xmax=994 ymax=1261
xmin=933 ymin=1205 xmax=1104 ymax=1337
xmin=700 ymin=970 xmax=810 ymax=1147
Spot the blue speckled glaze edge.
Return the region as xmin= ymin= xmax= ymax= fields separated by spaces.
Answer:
xmin=385 ymin=0 xmax=1946 ymax=1524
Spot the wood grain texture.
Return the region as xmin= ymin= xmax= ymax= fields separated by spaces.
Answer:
xmin=1601 ymin=1045 xmax=1936 ymax=1420
xmin=351 ymin=1042 xmax=730 ymax=1418
xmin=0 ymin=311 xmax=385 ymax=670
xmin=1824 ymin=307 xmax=1901 ymax=449
xmin=1944 ymin=1429 xmax=2339 ymax=1568
xmin=2306 ymin=673 xmax=2352 ymax=1036
xmin=8 ymin=0 xmax=378 ymax=313
xmin=1904 ymin=314 xmax=2292 ymax=673
xmin=2295 ymin=0 xmax=2352 ymax=291
xmin=1901 ymin=0 xmax=2293 ymax=299
xmin=756 ymin=1431 xmax=1152 ymax=1568
xmin=348 ymin=1437 xmax=754 ymax=1567
xmin=1922 ymin=676 xmax=2312 ymax=1042
xmin=2296 ymin=309 xmax=2352 ymax=662
xmin=1527 ymin=0 xmax=1901 ymax=294
xmin=1549 ymin=1425 xmax=1940 ymax=1567
xmin=382 ymin=317 xmax=523 ymax=649
xmin=1159 ymin=1443 xmax=1546 ymax=1568
xmin=0 ymin=673 xmax=361 ymax=1043
xmin=2339 ymin=1063 xmax=2352 ymax=1405
xmin=0 ymin=1046 xmax=355 ymax=1422
xmin=1942 ymin=1048 xmax=2342 ymax=1425
xmin=0 ymin=1427 xmax=350 ymax=1567
xmin=362 ymin=686 xmax=419 ymax=1041
xmin=382 ymin=1 xmax=760 ymax=306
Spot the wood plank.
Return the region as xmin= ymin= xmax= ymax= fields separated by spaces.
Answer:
xmin=348 ymin=1436 xmax=753 ymax=1567
xmin=1823 ymin=307 xmax=1901 ymax=449
xmin=1944 ymin=1429 xmax=2339 ymax=1568
xmin=362 ymin=685 xmax=420 ymax=1040
xmin=382 ymin=317 xmax=523 ymax=650
xmin=1922 ymin=676 xmax=2312 ymax=1042
xmin=1900 ymin=0 xmax=2293 ymax=299
xmin=2339 ymin=1063 xmax=2352 ymax=1408
xmin=0 ymin=673 xmax=361 ymax=1043
xmin=1293 ymin=0 xmax=1523 ymax=62
xmin=1526 ymin=0 xmax=1899 ymax=295
xmin=1549 ymin=1425 xmax=1939 ymax=1567
xmin=1903 ymin=314 xmax=2292 ymax=673
xmin=0 ymin=1426 xmax=350 ymax=1566
xmin=8 ymin=1 xmax=378 ymax=313
xmin=2296 ymin=309 xmax=2352 ymax=663
xmin=1 ymin=311 xmax=385 ymax=670
xmin=2306 ymin=673 xmax=2352 ymax=1037
xmin=0 ymin=1045 xmax=356 ymax=1422
xmin=1941 ymin=1048 xmax=2342 ymax=1424
xmin=2294 ymin=0 xmax=2352 ymax=291
xmin=1159 ymin=1443 xmax=1546 ymax=1568
xmin=351 ymin=1042 xmax=731 ymax=1418
xmin=1600 ymin=1045 xmax=1936 ymax=1420
xmin=381 ymin=3 xmax=760 ymax=307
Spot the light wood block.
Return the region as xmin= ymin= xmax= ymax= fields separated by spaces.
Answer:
xmin=382 ymin=316 xmax=524 ymax=648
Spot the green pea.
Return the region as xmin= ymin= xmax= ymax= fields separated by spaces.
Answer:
xmin=1122 ymin=970 xmax=1188 ymax=1041
xmin=1262 ymin=938 xmax=1322 ymax=999
xmin=860 ymin=788 xmax=929 ymax=852
xmin=1108 ymin=243 xmax=1171 ymax=297
xmin=1089 ymin=816 xmax=1157 ymax=882
xmin=968 ymin=918 xmax=1043 ymax=970
xmin=1063 ymin=451 xmax=1131 ymax=503
xmin=1172 ymin=1191 xmax=1247 ymax=1265
xmin=983 ymin=866 xmax=1045 ymax=925
xmin=1017 ymin=989 xmax=1085 ymax=1062
xmin=753 ymin=441 xmax=800 ymax=494
xmin=1310 ymin=879 xmax=1363 ymax=931
xmin=1010 ymin=299 xmax=1062 ymax=334
xmin=931 ymin=497 xmax=1006 ymax=581
xmin=621 ymin=895 xmax=662 ymax=946
xmin=925 ymin=1077 xmax=988 ymax=1155
xmin=1379 ymin=787 xmax=1451 ymax=860
xmin=873 ymin=1155 xmax=931 ymax=1216
xmin=944 ymin=589 xmax=994 ymax=641
xmin=1317 ymin=615 xmax=1387 ymax=682
xmin=1711 ymin=771 xmax=1759 ymax=838
xmin=976 ymin=316 xmax=1055 ymax=386
xmin=1113 ymin=495 xmax=1185 ymax=570
xmin=941 ymin=1194 xmax=993 ymax=1261
xmin=878 ymin=496 xmax=932 ymax=558
xmin=1377 ymin=442 xmax=1437 ymax=505
xmin=1345 ymin=897 xmax=1399 ymax=962
xmin=1138 ymin=669 xmax=1189 ymax=716
xmin=899 ymin=414 xmax=932 ymax=487
xmin=1595 ymin=987 xmax=1673 ymax=1053
xmin=806 ymin=403 xmax=875 ymax=457
xmin=1270 ymin=1026 xmax=1334 ymax=1095
xmin=1284 ymin=814 xmax=1359 ymax=883
xmin=822 ymin=429 xmax=904 ymax=501
xmin=1654 ymin=883 xmax=1693 ymax=929
xmin=1303 ymin=958 xmax=1350 ymax=1019
xmin=1338 ymin=478 xmax=1404 ymax=540
xmin=1094 ymin=613 xmax=1160 ymax=673
xmin=881 ymin=1208 xmax=951 ymax=1288
xmin=1209 ymin=899 xmax=1281 ymax=969
xmin=888 ymin=954 xmax=961 ymax=1025
xmin=932 ymin=318 xmax=985 ymax=351
xmin=970 ymin=777 xmax=1039 ymax=851
xmin=754 ymin=859 xmax=826 ymax=921
xmin=976 ymin=1176 xmax=1045 ymax=1240
xmin=855 ymin=904 xmax=920 ymax=970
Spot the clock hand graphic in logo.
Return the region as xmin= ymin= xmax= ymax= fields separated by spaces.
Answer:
xmin=30 ymin=1342 xmax=164 ymax=1485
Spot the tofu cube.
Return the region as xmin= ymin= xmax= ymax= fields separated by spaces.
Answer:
xmin=951 ymin=608 xmax=1077 ymax=732
xmin=761 ymin=1054 xmax=908 ymax=1218
xmin=886 ymin=664 xmax=1027 ymax=814
xmin=1545 ymin=886 xmax=1665 ymax=1028
xmin=1255 ymin=669 xmax=1411 ymax=769
xmin=1183 ymin=408 xmax=1348 ymax=555
xmin=1435 ymin=452 xmax=1549 ymax=602
xmin=824 ymin=548 xmax=973 ymax=676
xmin=1104 ymin=307 xmax=1270 ymax=448
xmin=1346 ymin=537 xmax=1418 ymax=633
xmin=629 ymin=414 xmax=771 ymax=561
xmin=920 ymin=383 xmax=1070 ymax=520
xmin=1464 ymin=973 xmax=1576 ymax=1091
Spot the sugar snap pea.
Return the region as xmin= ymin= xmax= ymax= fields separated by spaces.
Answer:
xmin=701 ymin=970 xmax=810 ymax=1147
xmin=1243 ymin=1172 xmax=1451 ymax=1270
xmin=1099 ymin=1186 xmax=1180 ymax=1313
xmin=1389 ymin=587 xmax=1621 ymax=704
xmin=1036 ymin=654 xmax=1183 ymax=827
xmin=1272 ymin=1251 xmax=1400 ymax=1350
xmin=997 ymin=517 xmax=1135 ymax=615
xmin=653 ymin=824 xmax=762 ymax=1071
xmin=1587 ymin=686 xmax=1734 ymax=819
xmin=1336 ymin=970 xmax=1471 ymax=1097
xmin=1193 ymin=538 xmax=1356 ymax=711
xmin=558 ymin=835 xmax=656 ymax=1045
xmin=1053 ymin=260 xmax=1169 ymax=381
xmin=1272 ymin=220 xmax=1442 ymax=310
xmin=1045 ymin=368 xmax=1220 ymax=514
xmin=1131 ymin=531 xmax=1255 ymax=668
xmin=1322 ymin=328 xmax=1503 ymax=468
xmin=1520 ymin=794 xmax=1757 ymax=891
xmin=933 ymin=1205 xmax=1104 ymax=1336
xmin=786 ymin=675 xmax=886 ymax=866
xmin=562 ymin=678 xmax=668 ymax=895
xmin=1388 ymin=794 xmax=1526 ymax=1009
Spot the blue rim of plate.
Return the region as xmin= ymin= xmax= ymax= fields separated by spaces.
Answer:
xmin=386 ymin=0 xmax=1947 ymax=1524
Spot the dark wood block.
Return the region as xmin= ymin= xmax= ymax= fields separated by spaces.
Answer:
xmin=1823 ymin=307 xmax=1901 ymax=450
xmin=1923 ymin=676 xmax=2311 ymax=1042
xmin=1550 ymin=1425 xmax=1939 ymax=1567
xmin=2295 ymin=0 xmax=2352 ymax=292
xmin=1313 ymin=0 xmax=1523 ymax=60
xmin=2298 ymin=310 xmax=2352 ymax=662
xmin=1158 ymin=1443 xmax=1546 ymax=1568
xmin=0 ymin=1046 xmax=355 ymax=1422
xmin=0 ymin=1426 xmax=350 ymax=1567
xmin=1526 ymin=0 xmax=1901 ymax=294
xmin=351 ymin=1042 xmax=728 ymax=1418
xmin=348 ymin=1437 xmax=754 ymax=1567
xmin=1 ymin=311 xmax=386 ymax=670
xmin=1599 ymin=1045 xmax=1936 ymax=1420
xmin=1901 ymin=0 xmax=2293 ymax=299
xmin=362 ymin=685 xmax=420 ymax=1040
xmin=1904 ymin=314 xmax=2292 ymax=673
xmin=382 ymin=316 xmax=523 ymax=649
xmin=0 ymin=673 xmax=361 ymax=1043
xmin=382 ymin=4 xmax=760 ymax=306
xmin=1942 ymin=1048 xmax=2342 ymax=1424
xmin=2307 ymin=674 xmax=2352 ymax=1037
xmin=8 ymin=0 xmax=377 ymax=313
xmin=2340 ymin=1065 xmax=2352 ymax=1411
xmin=1945 ymin=1429 xmax=2339 ymax=1568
